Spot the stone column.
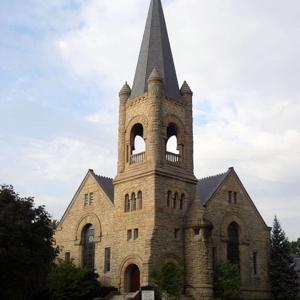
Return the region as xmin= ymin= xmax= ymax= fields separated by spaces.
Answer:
xmin=117 ymin=82 xmax=131 ymax=174
xmin=181 ymin=81 xmax=194 ymax=174
xmin=148 ymin=68 xmax=163 ymax=168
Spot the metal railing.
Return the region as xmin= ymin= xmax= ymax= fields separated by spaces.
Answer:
xmin=130 ymin=152 xmax=145 ymax=164
xmin=166 ymin=151 xmax=181 ymax=165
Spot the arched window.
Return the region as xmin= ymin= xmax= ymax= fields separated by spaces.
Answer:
xmin=166 ymin=123 xmax=179 ymax=154
xmin=137 ymin=191 xmax=142 ymax=210
xmin=130 ymin=123 xmax=145 ymax=164
xmin=227 ymin=222 xmax=240 ymax=267
xmin=167 ymin=191 xmax=172 ymax=208
xmin=125 ymin=194 xmax=130 ymax=212
xmin=180 ymin=193 xmax=185 ymax=210
xmin=173 ymin=192 xmax=178 ymax=209
xmin=82 ymin=224 xmax=95 ymax=270
xmin=131 ymin=193 xmax=136 ymax=211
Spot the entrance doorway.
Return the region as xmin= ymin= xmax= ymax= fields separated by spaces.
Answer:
xmin=125 ymin=264 xmax=140 ymax=293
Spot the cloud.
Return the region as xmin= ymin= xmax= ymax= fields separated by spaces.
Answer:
xmin=1 ymin=0 xmax=299 ymax=240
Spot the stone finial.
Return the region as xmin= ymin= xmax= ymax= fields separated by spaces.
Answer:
xmin=148 ymin=68 xmax=162 ymax=83
xmin=119 ymin=82 xmax=131 ymax=97
xmin=180 ymin=81 xmax=193 ymax=96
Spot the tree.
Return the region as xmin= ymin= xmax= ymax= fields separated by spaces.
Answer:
xmin=47 ymin=259 xmax=102 ymax=300
xmin=152 ymin=261 xmax=183 ymax=298
xmin=270 ymin=216 xmax=299 ymax=300
xmin=214 ymin=262 xmax=240 ymax=300
xmin=290 ymin=238 xmax=300 ymax=256
xmin=0 ymin=185 xmax=58 ymax=300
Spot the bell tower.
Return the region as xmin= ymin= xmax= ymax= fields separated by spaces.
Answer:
xmin=113 ymin=0 xmax=198 ymax=291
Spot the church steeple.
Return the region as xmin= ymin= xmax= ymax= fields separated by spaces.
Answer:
xmin=130 ymin=0 xmax=181 ymax=100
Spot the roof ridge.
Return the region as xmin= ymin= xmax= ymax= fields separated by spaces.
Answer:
xmin=96 ymin=174 xmax=113 ymax=180
xmin=198 ymin=171 xmax=227 ymax=181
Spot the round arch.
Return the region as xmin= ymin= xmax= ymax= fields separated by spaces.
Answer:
xmin=220 ymin=213 xmax=249 ymax=243
xmin=163 ymin=114 xmax=185 ymax=145
xmin=75 ymin=213 xmax=102 ymax=243
xmin=119 ymin=255 xmax=143 ymax=293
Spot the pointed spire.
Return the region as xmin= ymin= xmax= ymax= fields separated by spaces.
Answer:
xmin=119 ymin=81 xmax=131 ymax=96
xmin=180 ymin=81 xmax=193 ymax=96
xmin=148 ymin=68 xmax=162 ymax=82
xmin=130 ymin=0 xmax=181 ymax=100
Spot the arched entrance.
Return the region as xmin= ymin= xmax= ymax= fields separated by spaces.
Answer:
xmin=125 ymin=264 xmax=140 ymax=293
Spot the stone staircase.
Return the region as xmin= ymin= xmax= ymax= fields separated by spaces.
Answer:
xmin=110 ymin=291 xmax=139 ymax=300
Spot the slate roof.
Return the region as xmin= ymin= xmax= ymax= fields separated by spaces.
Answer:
xmin=94 ymin=174 xmax=114 ymax=203
xmin=130 ymin=0 xmax=181 ymax=100
xmin=196 ymin=171 xmax=229 ymax=204
xmin=294 ymin=257 xmax=300 ymax=272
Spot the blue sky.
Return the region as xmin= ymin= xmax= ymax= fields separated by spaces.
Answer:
xmin=1 ymin=0 xmax=300 ymax=240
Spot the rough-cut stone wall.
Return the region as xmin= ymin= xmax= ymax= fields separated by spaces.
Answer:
xmin=55 ymin=172 xmax=114 ymax=285
xmin=204 ymin=172 xmax=271 ymax=299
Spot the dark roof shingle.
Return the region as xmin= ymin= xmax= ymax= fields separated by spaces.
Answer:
xmin=130 ymin=0 xmax=181 ymax=100
xmin=196 ymin=171 xmax=228 ymax=204
xmin=94 ymin=174 xmax=114 ymax=203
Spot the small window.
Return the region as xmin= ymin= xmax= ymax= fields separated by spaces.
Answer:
xmin=137 ymin=191 xmax=142 ymax=210
xmin=89 ymin=192 xmax=94 ymax=205
xmin=65 ymin=251 xmax=70 ymax=262
xmin=125 ymin=194 xmax=130 ymax=212
xmin=104 ymin=248 xmax=111 ymax=273
xmin=131 ymin=193 xmax=136 ymax=211
xmin=180 ymin=194 xmax=185 ymax=210
xmin=193 ymin=228 xmax=200 ymax=236
xmin=173 ymin=193 xmax=178 ymax=209
xmin=174 ymin=228 xmax=180 ymax=239
xmin=134 ymin=228 xmax=139 ymax=240
xmin=234 ymin=192 xmax=238 ymax=204
xmin=167 ymin=191 xmax=172 ymax=208
xmin=84 ymin=193 xmax=88 ymax=206
xmin=228 ymin=191 xmax=232 ymax=203
xmin=127 ymin=229 xmax=132 ymax=241
xmin=253 ymin=252 xmax=257 ymax=275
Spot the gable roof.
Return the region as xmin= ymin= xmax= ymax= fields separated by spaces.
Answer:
xmin=57 ymin=169 xmax=114 ymax=229
xmin=197 ymin=170 xmax=229 ymax=204
xmin=130 ymin=0 xmax=181 ymax=100
xmin=93 ymin=174 xmax=114 ymax=202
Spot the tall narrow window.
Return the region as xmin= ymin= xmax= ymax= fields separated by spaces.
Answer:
xmin=125 ymin=194 xmax=130 ymax=212
xmin=104 ymin=248 xmax=111 ymax=273
xmin=82 ymin=224 xmax=95 ymax=270
xmin=227 ymin=222 xmax=240 ymax=268
xmin=234 ymin=192 xmax=238 ymax=204
xmin=180 ymin=194 xmax=185 ymax=210
xmin=84 ymin=193 xmax=88 ymax=206
xmin=137 ymin=191 xmax=142 ymax=210
xmin=131 ymin=193 xmax=136 ymax=211
xmin=228 ymin=191 xmax=232 ymax=203
xmin=173 ymin=192 xmax=178 ymax=209
xmin=174 ymin=228 xmax=180 ymax=239
xmin=65 ymin=252 xmax=70 ymax=262
xmin=134 ymin=228 xmax=139 ymax=240
xmin=253 ymin=252 xmax=257 ymax=275
xmin=89 ymin=192 xmax=94 ymax=205
xmin=167 ymin=191 xmax=172 ymax=208
xmin=127 ymin=229 xmax=132 ymax=241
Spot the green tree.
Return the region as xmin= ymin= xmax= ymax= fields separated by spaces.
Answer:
xmin=290 ymin=238 xmax=300 ymax=256
xmin=0 ymin=185 xmax=58 ymax=300
xmin=152 ymin=261 xmax=183 ymax=298
xmin=48 ymin=259 xmax=102 ymax=300
xmin=214 ymin=262 xmax=240 ymax=300
xmin=270 ymin=216 xmax=299 ymax=300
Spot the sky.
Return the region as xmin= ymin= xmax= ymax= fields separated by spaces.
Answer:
xmin=0 ymin=0 xmax=299 ymax=240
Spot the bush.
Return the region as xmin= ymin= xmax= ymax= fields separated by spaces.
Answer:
xmin=214 ymin=262 xmax=240 ymax=300
xmin=48 ymin=259 xmax=102 ymax=300
xmin=152 ymin=261 xmax=183 ymax=298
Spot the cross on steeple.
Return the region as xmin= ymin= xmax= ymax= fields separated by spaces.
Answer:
xmin=130 ymin=0 xmax=181 ymax=100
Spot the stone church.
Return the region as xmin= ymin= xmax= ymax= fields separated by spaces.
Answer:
xmin=55 ymin=0 xmax=271 ymax=299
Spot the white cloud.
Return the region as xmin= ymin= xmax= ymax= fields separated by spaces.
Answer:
xmin=1 ymin=0 xmax=300 ymax=240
